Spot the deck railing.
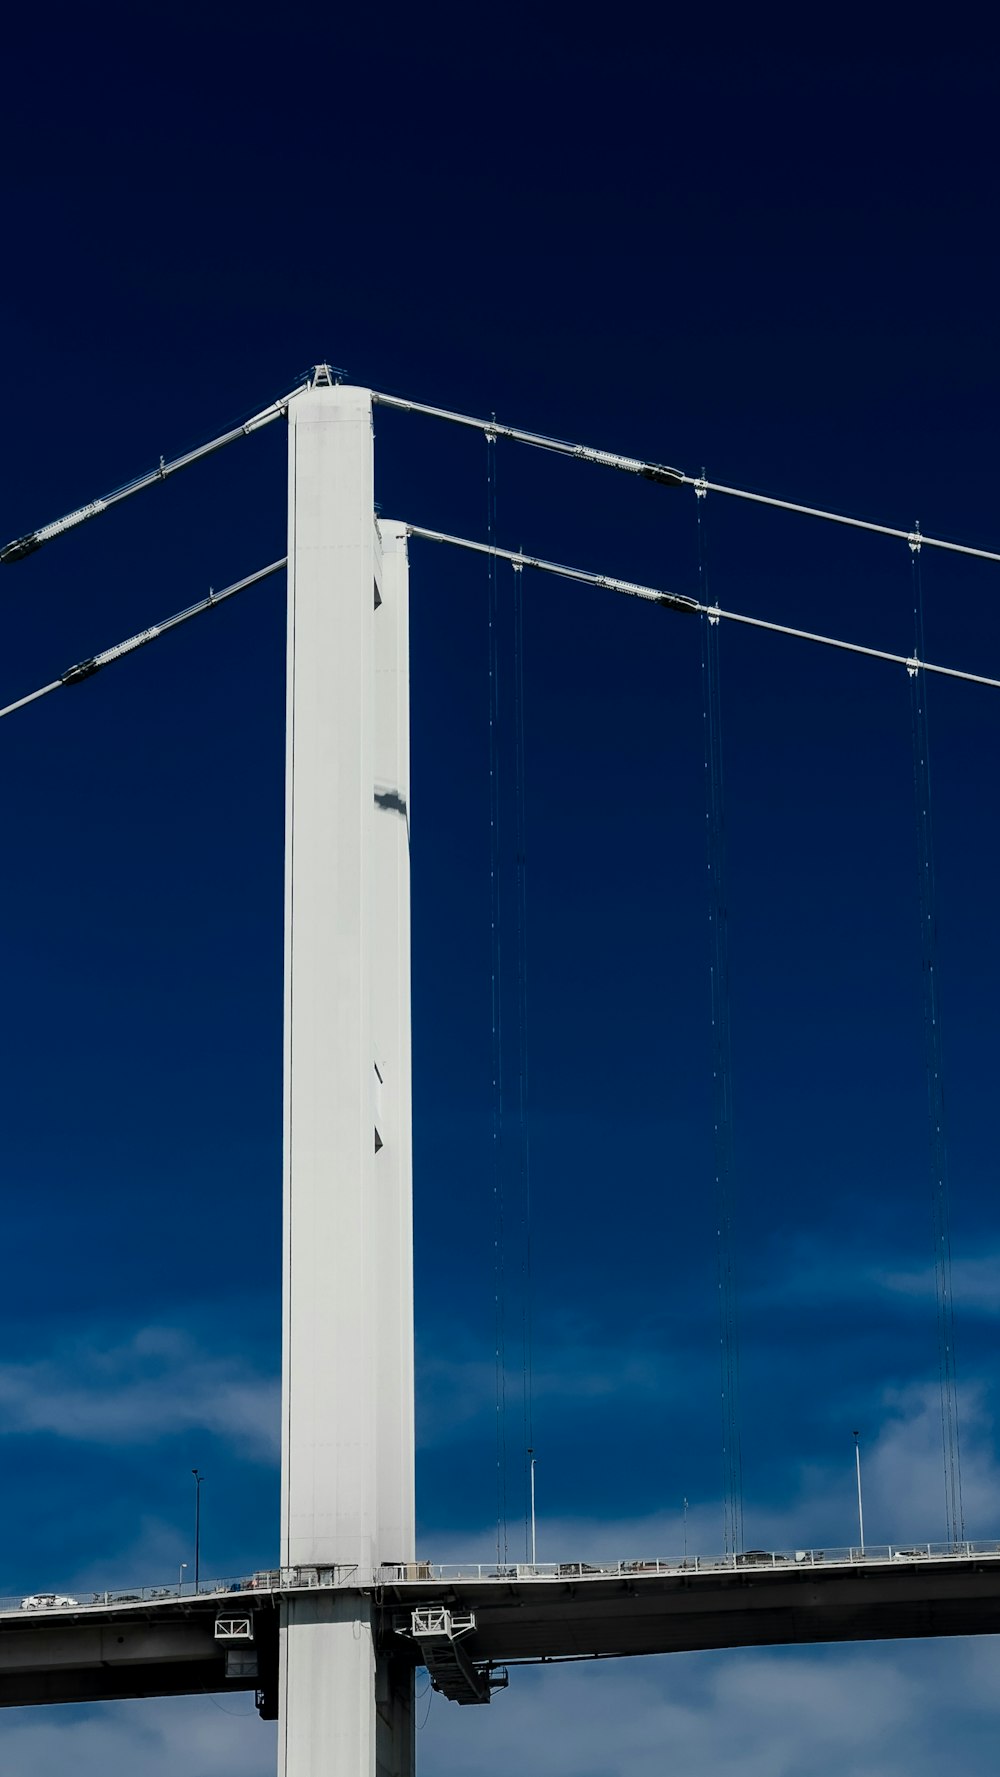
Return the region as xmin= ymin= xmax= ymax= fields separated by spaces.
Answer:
xmin=4 ymin=1541 xmax=1000 ymax=1617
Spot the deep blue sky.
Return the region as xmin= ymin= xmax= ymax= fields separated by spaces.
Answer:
xmin=1 ymin=12 xmax=1000 ymax=1775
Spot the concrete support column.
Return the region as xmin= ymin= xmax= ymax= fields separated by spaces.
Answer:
xmin=372 ymin=520 xmax=415 ymax=1574
xmin=281 ymin=383 xmax=378 ymax=1582
xmin=372 ymin=520 xmax=415 ymax=1777
xmin=278 ymin=385 xmax=414 ymax=1775
xmin=279 ymin=1597 xmax=376 ymax=1775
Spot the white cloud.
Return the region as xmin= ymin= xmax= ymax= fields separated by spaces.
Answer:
xmin=6 ymin=1641 xmax=1000 ymax=1777
xmin=878 ymin=1254 xmax=1000 ymax=1314
xmin=0 ymin=1696 xmax=274 ymax=1777
xmin=744 ymin=1235 xmax=1000 ymax=1322
xmin=864 ymin=1381 xmax=975 ymax=1531
xmin=417 ymin=1335 xmax=709 ymax=1448
xmin=0 ymin=1329 xmax=279 ymax=1461
xmin=420 ymin=1638 xmax=1000 ymax=1777
xmin=421 ymin=1380 xmax=1000 ymax=1562
xmin=58 ymin=1512 xmax=241 ymax=1596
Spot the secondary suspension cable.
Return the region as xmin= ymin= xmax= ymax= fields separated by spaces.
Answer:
xmin=909 ymin=536 xmax=964 ymax=1544
xmin=6 ymin=525 xmax=1000 ymax=732
xmin=375 ymin=391 xmax=1000 ymax=568
xmin=406 ymin=527 xmax=1000 ymax=692
xmin=0 ymin=380 xmax=310 ymax=565
xmin=0 ymin=560 xmax=286 ymax=721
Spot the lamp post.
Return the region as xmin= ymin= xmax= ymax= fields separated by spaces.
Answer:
xmin=853 ymin=1432 xmax=865 ymax=1555
xmin=179 ymin=1561 xmax=188 ymax=1590
xmin=192 ymin=1470 xmax=204 ymax=1590
xmin=528 ymin=1450 xmax=537 ymax=1566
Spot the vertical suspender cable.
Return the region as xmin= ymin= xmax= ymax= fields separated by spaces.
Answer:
xmin=512 ymin=558 xmax=536 ymax=1561
xmin=487 ymin=431 xmax=509 ymax=1564
xmin=698 ymin=489 xmax=744 ymax=1556
xmin=909 ymin=534 xmax=964 ymax=1545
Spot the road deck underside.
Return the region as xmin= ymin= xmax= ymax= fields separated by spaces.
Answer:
xmin=388 ymin=1557 xmax=1000 ymax=1669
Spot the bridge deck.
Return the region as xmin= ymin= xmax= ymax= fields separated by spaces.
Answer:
xmin=0 ymin=1549 xmax=998 ymax=1710
xmin=384 ymin=1554 xmax=1000 ymax=1670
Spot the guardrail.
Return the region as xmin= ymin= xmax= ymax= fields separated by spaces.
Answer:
xmin=0 ymin=1565 xmax=359 ymax=1617
xmin=376 ymin=1539 xmax=1000 ymax=1585
xmin=3 ymin=1542 xmax=1000 ymax=1617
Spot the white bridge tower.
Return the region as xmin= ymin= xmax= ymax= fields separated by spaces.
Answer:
xmin=278 ymin=378 xmax=415 ymax=1775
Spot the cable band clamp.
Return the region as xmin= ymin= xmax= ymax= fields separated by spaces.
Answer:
xmin=35 ymin=501 xmax=107 ymax=544
xmin=62 ymin=627 xmax=161 ymax=684
xmin=93 ymin=627 xmax=161 ymax=667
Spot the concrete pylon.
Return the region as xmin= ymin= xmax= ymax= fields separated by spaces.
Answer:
xmin=277 ymin=383 xmax=415 ymax=1776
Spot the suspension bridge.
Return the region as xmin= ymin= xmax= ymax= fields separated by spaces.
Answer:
xmin=0 ymin=368 xmax=994 ymax=1772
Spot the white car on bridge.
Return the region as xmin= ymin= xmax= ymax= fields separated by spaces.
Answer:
xmin=20 ymin=1592 xmax=78 ymax=1611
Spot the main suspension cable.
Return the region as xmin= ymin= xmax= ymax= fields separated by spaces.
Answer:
xmin=406 ymin=527 xmax=1000 ymax=692
xmin=8 ymin=373 xmax=997 ymax=574
xmin=689 ymin=478 xmax=1000 ymax=569
xmin=0 ymin=560 xmax=287 ymax=721
xmin=0 ymin=380 xmax=310 ymax=565
xmin=372 ymin=391 xmax=685 ymax=487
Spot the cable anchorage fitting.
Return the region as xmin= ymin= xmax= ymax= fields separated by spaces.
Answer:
xmin=571 ymin=444 xmax=684 ymax=486
xmin=2 ymin=500 xmax=109 ymax=560
xmin=596 ymin=572 xmax=697 ymax=612
xmin=641 ymin=462 xmax=686 ymax=488
xmin=243 ymin=399 xmax=288 ymax=436
xmin=0 ymin=532 xmax=42 ymax=564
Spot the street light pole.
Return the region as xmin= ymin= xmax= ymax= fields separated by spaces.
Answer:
xmin=179 ymin=1561 xmax=188 ymax=1590
xmin=529 ymin=1451 xmax=537 ymax=1566
xmin=853 ymin=1432 xmax=865 ymax=1555
xmin=192 ymin=1470 xmax=204 ymax=1590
